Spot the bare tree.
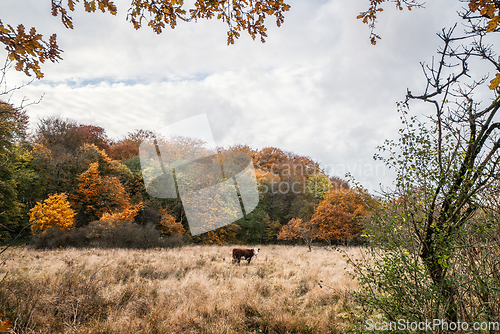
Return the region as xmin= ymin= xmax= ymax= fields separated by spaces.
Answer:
xmin=349 ymin=6 xmax=500 ymax=329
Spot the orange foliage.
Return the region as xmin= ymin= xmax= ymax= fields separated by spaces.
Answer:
xmin=0 ymin=312 xmax=12 ymax=333
xmin=306 ymin=188 xmax=372 ymax=243
xmin=255 ymin=147 xmax=320 ymax=177
xmin=224 ymin=144 xmax=257 ymax=161
xmin=469 ymin=0 xmax=500 ymax=35
xmin=29 ymin=193 xmax=76 ymax=234
xmin=108 ymin=130 xmax=154 ymax=160
xmin=254 ymin=147 xmax=322 ymax=197
xmin=109 ymin=140 xmax=140 ymax=160
xmin=254 ymin=147 xmax=290 ymax=171
xmin=75 ymin=162 xmax=131 ymax=221
xmin=3 ymin=0 xmax=290 ymax=79
xmin=158 ymin=211 xmax=185 ymax=236
xmin=192 ymin=225 xmax=238 ymax=245
xmin=312 ymin=204 xmax=361 ymax=242
xmin=255 ymin=168 xmax=281 ymax=191
xmin=321 ymin=188 xmax=371 ymax=221
xmin=277 ymin=189 xmax=372 ymax=246
xmin=101 ymin=202 xmax=144 ymax=223
xmin=0 ymin=21 xmax=61 ymax=78
xmin=72 ymin=124 xmax=110 ymax=152
xmin=277 ymin=218 xmax=318 ymax=250
xmin=78 ymin=144 xmax=123 ymax=175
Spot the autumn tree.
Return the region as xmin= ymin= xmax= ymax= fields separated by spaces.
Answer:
xmin=100 ymin=202 xmax=144 ymax=223
xmin=227 ymin=144 xmax=257 ymax=161
xmin=254 ymin=147 xmax=291 ymax=172
xmin=254 ymin=147 xmax=325 ymax=225
xmin=109 ymin=140 xmax=140 ymax=162
xmin=108 ymin=130 xmax=155 ymax=208
xmin=35 ymin=117 xmax=110 ymax=156
xmin=109 ymin=129 xmax=157 ymax=162
xmin=0 ymin=0 xmax=290 ymax=79
xmin=278 ymin=190 xmax=367 ymax=249
xmin=72 ymin=124 xmax=110 ymax=152
xmin=277 ymin=218 xmax=318 ymax=251
xmin=74 ymin=161 xmax=132 ymax=224
xmin=320 ymin=188 xmax=371 ymax=222
xmin=67 ymin=143 xmax=142 ymax=226
xmin=29 ymin=193 xmax=75 ymax=235
xmin=329 ymin=176 xmax=349 ymax=191
xmin=35 ymin=117 xmax=79 ymax=156
xmin=29 ymin=117 xmax=117 ymax=205
xmin=157 ymin=210 xmax=185 ymax=237
xmin=311 ymin=203 xmax=360 ymax=244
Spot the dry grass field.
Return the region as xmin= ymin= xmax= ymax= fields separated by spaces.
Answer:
xmin=0 ymin=245 xmax=364 ymax=333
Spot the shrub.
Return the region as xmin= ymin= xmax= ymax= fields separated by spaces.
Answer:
xmin=32 ymin=220 xmax=183 ymax=249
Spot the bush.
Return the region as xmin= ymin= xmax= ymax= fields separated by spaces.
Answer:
xmin=32 ymin=220 xmax=183 ymax=249
xmin=29 ymin=193 xmax=75 ymax=234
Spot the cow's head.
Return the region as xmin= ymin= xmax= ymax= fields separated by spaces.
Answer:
xmin=253 ymin=248 xmax=260 ymax=256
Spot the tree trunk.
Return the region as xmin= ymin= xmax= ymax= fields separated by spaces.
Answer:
xmin=421 ymin=234 xmax=458 ymax=324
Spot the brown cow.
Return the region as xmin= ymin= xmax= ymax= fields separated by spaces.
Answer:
xmin=232 ymin=248 xmax=260 ymax=265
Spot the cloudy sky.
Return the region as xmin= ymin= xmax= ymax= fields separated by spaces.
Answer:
xmin=2 ymin=0 xmax=465 ymax=192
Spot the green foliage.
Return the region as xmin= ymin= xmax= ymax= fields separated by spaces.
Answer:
xmin=13 ymin=146 xmax=44 ymax=211
xmin=263 ymin=220 xmax=282 ymax=243
xmin=31 ymin=118 xmax=114 ymax=200
xmin=350 ymin=93 xmax=500 ymax=325
xmin=0 ymin=165 xmax=22 ymax=241
xmin=297 ymin=199 xmax=317 ymax=222
xmin=3 ymin=113 xmax=355 ymax=247
xmin=234 ymin=205 xmax=270 ymax=244
xmin=0 ymin=102 xmax=29 ymax=242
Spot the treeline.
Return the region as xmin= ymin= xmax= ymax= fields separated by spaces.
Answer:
xmin=0 ymin=101 xmax=373 ymax=248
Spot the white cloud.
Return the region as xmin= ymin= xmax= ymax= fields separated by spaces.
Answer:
xmin=1 ymin=0 xmax=467 ymax=192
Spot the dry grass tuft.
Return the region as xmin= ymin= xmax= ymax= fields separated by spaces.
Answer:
xmin=0 ymin=245 xmax=363 ymax=333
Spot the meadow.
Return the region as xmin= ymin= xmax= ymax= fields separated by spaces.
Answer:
xmin=0 ymin=245 xmax=363 ymax=333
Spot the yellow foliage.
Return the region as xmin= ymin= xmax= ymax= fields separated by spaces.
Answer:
xmin=29 ymin=193 xmax=75 ymax=235
xmin=489 ymin=73 xmax=500 ymax=90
